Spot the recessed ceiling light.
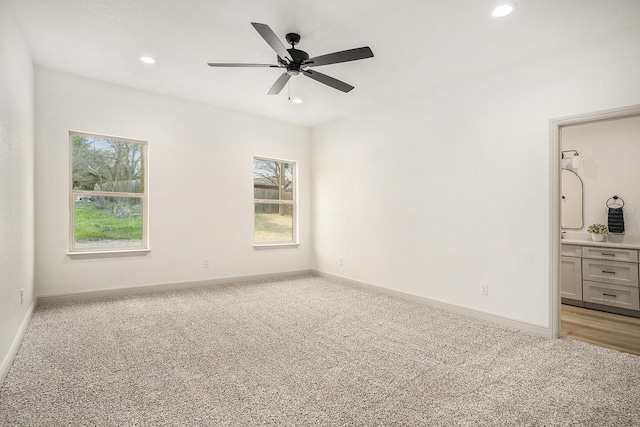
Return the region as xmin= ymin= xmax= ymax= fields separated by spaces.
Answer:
xmin=291 ymin=98 xmax=303 ymax=104
xmin=140 ymin=56 xmax=156 ymax=64
xmin=492 ymin=4 xmax=515 ymax=17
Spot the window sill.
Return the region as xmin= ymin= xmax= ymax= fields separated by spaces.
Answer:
xmin=67 ymin=249 xmax=151 ymax=259
xmin=253 ymin=243 xmax=300 ymax=250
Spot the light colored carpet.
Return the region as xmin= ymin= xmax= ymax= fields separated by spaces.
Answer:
xmin=1 ymin=275 xmax=639 ymax=426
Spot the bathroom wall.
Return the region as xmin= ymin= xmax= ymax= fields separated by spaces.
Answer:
xmin=561 ymin=114 xmax=640 ymax=236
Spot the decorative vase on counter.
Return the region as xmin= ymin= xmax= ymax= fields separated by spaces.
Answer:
xmin=591 ymin=233 xmax=605 ymax=242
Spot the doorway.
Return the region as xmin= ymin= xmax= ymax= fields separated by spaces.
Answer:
xmin=550 ymin=104 xmax=640 ymax=354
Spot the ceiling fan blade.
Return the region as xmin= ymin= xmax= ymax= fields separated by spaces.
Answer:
xmin=302 ymin=69 xmax=354 ymax=93
xmin=305 ymin=47 xmax=373 ymax=67
xmin=207 ymin=63 xmax=282 ymax=68
xmin=268 ymin=73 xmax=291 ymax=95
xmin=251 ymin=22 xmax=292 ymax=63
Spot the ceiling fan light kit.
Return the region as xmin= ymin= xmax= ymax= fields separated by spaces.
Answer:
xmin=207 ymin=22 xmax=374 ymax=96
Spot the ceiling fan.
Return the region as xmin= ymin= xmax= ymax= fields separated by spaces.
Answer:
xmin=207 ymin=22 xmax=374 ymax=95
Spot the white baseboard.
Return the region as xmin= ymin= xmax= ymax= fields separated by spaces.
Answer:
xmin=37 ymin=269 xmax=314 ymax=305
xmin=313 ymin=270 xmax=551 ymax=338
xmin=1 ymin=301 xmax=36 ymax=386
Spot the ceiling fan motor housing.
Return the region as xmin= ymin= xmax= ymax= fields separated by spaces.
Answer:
xmin=280 ymin=34 xmax=309 ymax=75
xmin=285 ymin=49 xmax=309 ymax=75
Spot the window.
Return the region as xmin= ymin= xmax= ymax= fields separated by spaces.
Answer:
xmin=69 ymin=131 xmax=148 ymax=252
xmin=253 ymin=157 xmax=296 ymax=245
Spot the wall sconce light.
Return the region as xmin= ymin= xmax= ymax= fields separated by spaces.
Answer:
xmin=562 ymin=150 xmax=581 ymax=169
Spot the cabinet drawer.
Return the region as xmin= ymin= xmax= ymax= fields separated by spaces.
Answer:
xmin=581 ymin=246 xmax=638 ymax=262
xmin=583 ymin=280 xmax=640 ymax=311
xmin=561 ymin=244 xmax=582 ymax=257
xmin=581 ymin=259 xmax=638 ymax=287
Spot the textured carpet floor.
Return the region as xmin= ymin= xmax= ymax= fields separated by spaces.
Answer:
xmin=1 ymin=275 xmax=640 ymax=426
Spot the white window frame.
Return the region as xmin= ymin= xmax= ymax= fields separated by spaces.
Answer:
xmin=69 ymin=130 xmax=149 ymax=254
xmin=253 ymin=156 xmax=298 ymax=247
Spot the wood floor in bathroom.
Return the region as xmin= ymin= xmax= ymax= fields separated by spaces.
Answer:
xmin=561 ymin=304 xmax=640 ymax=356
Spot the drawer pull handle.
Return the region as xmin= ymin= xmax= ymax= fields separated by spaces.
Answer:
xmin=602 ymin=253 xmax=616 ymax=257
xmin=603 ymin=293 xmax=617 ymax=298
xmin=602 ymin=270 xmax=616 ymax=275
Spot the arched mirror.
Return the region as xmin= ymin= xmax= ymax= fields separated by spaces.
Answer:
xmin=561 ymin=169 xmax=583 ymax=229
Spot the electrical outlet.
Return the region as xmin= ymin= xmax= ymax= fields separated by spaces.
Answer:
xmin=338 ymin=257 xmax=343 ymax=266
xmin=480 ymin=283 xmax=488 ymax=296
xmin=20 ymin=288 xmax=24 ymax=305
xmin=203 ymin=259 xmax=210 ymax=269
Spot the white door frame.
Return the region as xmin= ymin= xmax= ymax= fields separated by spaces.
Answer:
xmin=549 ymin=104 xmax=640 ymax=338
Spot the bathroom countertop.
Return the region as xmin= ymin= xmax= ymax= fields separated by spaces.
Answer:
xmin=561 ymin=232 xmax=640 ymax=250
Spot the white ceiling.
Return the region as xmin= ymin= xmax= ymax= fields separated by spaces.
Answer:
xmin=10 ymin=0 xmax=640 ymax=127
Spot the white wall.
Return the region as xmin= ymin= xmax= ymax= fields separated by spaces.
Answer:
xmin=0 ymin=0 xmax=35 ymax=379
xmin=35 ymin=68 xmax=311 ymax=297
xmin=311 ymin=27 xmax=640 ymax=328
xmin=561 ymin=115 xmax=640 ymax=235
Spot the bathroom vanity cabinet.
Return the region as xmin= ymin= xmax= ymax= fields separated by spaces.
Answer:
xmin=561 ymin=240 xmax=640 ymax=316
xmin=561 ymin=245 xmax=582 ymax=301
